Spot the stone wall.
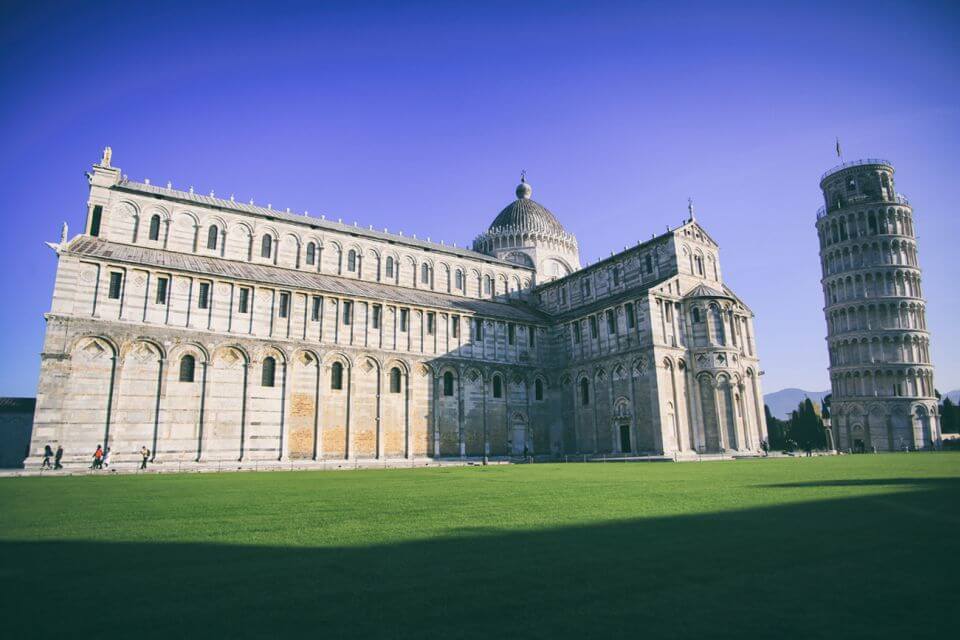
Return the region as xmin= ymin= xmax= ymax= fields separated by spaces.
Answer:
xmin=27 ymin=316 xmax=554 ymax=466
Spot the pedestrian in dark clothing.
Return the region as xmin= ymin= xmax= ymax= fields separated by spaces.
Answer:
xmin=140 ymin=446 xmax=150 ymax=470
xmin=54 ymin=445 xmax=64 ymax=470
xmin=41 ymin=445 xmax=53 ymax=469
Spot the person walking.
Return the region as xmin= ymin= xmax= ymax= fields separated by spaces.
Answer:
xmin=41 ymin=445 xmax=53 ymax=469
xmin=140 ymin=446 xmax=150 ymax=470
xmin=54 ymin=445 xmax=64 ymax=470
xmin=92 ymin=445 xmax=104 ymax=470
xmin=102 ymin=447 xmax=111 ymax=469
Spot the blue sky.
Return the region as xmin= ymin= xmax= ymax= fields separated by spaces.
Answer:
xmin=0 ymin=0 xmax=957 ymax=397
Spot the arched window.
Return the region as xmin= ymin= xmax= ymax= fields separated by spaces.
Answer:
xmin=421 ymin=263 xmax=430 ymax=285
xmin=711 ymin=305 xmax=726 ymax=345
xmin=148 ymin=214 xmax=161 ymax=241
xmin=207 ymin=225 xmax=218 ymax=250
xmin=692 ymin=308 xmax=701 ymax=323
xmin=306 ymin=243 xmax=316 ymax=265
xmin=484 ymin=275 xmax=493 ymax=296
xmin=493 ymin=375 xmax=503 ymax=398
xmin=385 ymin=256 xmax=394 ymax=278
xmin=455 ymin=270 xmax=464 ymax=291
xmin=347 ymin=249 xmax=357 ymax=272
xmin=535 ymin=378 xmax=544 ymax=401
xmin=179 ymin=355 xmax=195 ymax=382
xmin=331 ymin=361 xmax=344 ymax=390
xmin=580 ymin=378 xmax=590 ymax=406
xmin=261 ymin=235 xmax=272 ymax=258
xmin=443 ymin=371 xmax=454 ymax=397
xmin=389 ymin=367 xmax=402 ymax=393
xmin=261 ymin=356 xmax=276 ymax=387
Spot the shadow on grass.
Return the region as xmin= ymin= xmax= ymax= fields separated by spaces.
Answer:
xmin=1 ymin=477 xmax=956 ymax=639
xmin=763 ymin=477 xmax=958 ymax=489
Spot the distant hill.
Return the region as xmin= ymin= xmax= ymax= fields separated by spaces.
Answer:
xmin=764 ymin=388 xmax=958 ymax=420
xmin=763 ymin=388 xmax=830 ymax=420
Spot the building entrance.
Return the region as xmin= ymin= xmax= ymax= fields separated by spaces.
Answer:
xmin=619 ymin=424 xmax=631 ymax=453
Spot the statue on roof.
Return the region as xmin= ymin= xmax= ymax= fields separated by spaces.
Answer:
xmin=60 ymin=221 xmax=68 ymax=244
xmin=100 ymin=146 xmax=112 ymax=167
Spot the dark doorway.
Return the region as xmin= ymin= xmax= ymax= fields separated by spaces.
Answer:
xmin=619 ymin=424 xmax=631 ymax=454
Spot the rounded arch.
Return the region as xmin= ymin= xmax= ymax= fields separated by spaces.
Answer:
xmin=167 ymin=341 xmax=210 ymax=364
xmin=258 ymin=344 xmax=288 ymax=365
xmin=510 ymin=410 xmax=528 ymax=424
xmin=291 ymin=347 xmax=322 ymax=368
xmin=175 ymin=209 xmax=200 ymax=229
xmin=119 ymin=337 xmax=166 ymax=361
xmin=383 ymin=357 xmax=411 ymax=376
xmin=503 ymin=251 xmax=534 ymax=267
xmin=578 ymin=374 xmax=591 ymax=406
xmin=533 ymin=374 xmax=547 ymax=401
xmin=117 ymin=199 xmax=142 ymax=217
xmin=440 ymin=367 xmax=458 ymax=397
xmin=542 ymin=257 xmax=573 ymax=279
xmin=613 ymin=396 xmax=631 ymax=419
xmin=490 ymin=370 xmax=505 ymax=398
xmin=70 ymin=334 xmax=120 ymax=359
xmin=210 ymin=341 xmax=250 ymax=361
xmin=322 ymin=351 xmax=353 ymax=369
xmin=283 ymin=231 xmax=302 ymax=248
xmin=203 ymin=213 xmax=228 ymax=230
xmin=229 ymin=220 xmax=254 ymax=237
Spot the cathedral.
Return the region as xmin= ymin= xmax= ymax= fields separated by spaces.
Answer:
xmin=26 ymin=149 xmax=767 ymax=468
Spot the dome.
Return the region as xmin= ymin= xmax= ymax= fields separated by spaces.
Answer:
xmin=488 ymin=178 xmax=568 ymax=235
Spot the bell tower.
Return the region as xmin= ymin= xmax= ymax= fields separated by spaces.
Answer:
xmin=816 ymin=158 xmax=940 ymax=451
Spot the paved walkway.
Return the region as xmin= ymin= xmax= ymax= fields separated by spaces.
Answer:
xmin=0 ymin=451 xmax=804 ymax=477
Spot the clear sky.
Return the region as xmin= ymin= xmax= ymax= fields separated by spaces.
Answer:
xmin=0 ymin=0 xmax=957 ymax=397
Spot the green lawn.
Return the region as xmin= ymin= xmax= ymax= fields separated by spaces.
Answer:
xmin=1 ymin=455 xmax=957 ymax=639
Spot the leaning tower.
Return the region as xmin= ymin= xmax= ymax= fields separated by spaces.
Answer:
xmin=816 ymin=159 xmax=940 ymax=451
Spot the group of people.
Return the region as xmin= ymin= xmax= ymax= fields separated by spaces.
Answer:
xmin=39 ymin=444 xmax=64 ymax=470
xmin=90 ymin=445 xmax=110 ymax=469
xmin=40 ymin=444 xmax=152 ymax=471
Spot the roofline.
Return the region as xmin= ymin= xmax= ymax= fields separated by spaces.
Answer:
xmin=535 ymin=223 xmax=686 ymax=292
xmin=820 ymin=158 xmax=894 ymax=184
xmin=111 ymin=180 xmax=535 ymax=272
xmin=548 ymin=274 xmax=675 ymax=322
xmin=63 ymin=237 xmax=549 ymax=324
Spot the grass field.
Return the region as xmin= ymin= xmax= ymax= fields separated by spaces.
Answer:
xmin=1 ymin=455 xmax=957 ymax=639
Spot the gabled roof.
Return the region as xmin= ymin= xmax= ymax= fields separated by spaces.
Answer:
xmin=684 ymin=283 xmax=727 ymax=299
xmin=676 ymin=220 xmax=720 ymax=249
xmin=112 ymin=180 xmax=533 ymax=271
xmin=64 ymin=238 xmax=548 ymax=324
xmin=684 ymin=281 xmax=753 ymax=313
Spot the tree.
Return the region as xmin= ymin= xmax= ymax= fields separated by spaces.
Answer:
xmin=941 ymin=397 xmax=959 ymax=434
xmin=764 ymin=404 xmax=788 ymax=450
xmin=788 ymin=398 xmax=827 ymax=451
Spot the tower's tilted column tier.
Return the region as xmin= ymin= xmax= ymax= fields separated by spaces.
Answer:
xmin=816 ymin=159 xmax=940 ymax=451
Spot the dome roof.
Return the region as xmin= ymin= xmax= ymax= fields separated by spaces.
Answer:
xmin=488 ymin=178 xmax=568 ymax=235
